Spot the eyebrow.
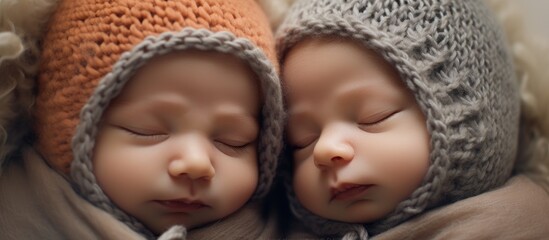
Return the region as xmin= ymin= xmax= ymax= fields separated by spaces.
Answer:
xmin=107 ymin=96 xmax=191 ymax=128
xmin=287 ymin=105 xmax=316 ymax=130
xmin=116 ymin=94 xmax=190 ymax=112
xmin=288 ymin=81 xmax=396 ymax=123
xmin=215 ymin=107 xmax=260 ymax=139
xmin=333 ymin=81 xmax=380 ymax=103
xmin=214 ymin=106 xmax=259 ymax=126
xmin=288 ymin=102 xmax=312 ymax=118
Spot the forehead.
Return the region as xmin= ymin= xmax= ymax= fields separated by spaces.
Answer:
xmin=283 ymin=38 xmax=367 ymax=81
xmin=112 ymin=50 xmax=261 ymax=110
xmin=282 ymin=38 xmax=405 ymax=104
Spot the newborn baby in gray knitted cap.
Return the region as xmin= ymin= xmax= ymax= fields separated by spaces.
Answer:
xmin=276 ymin=0 xmax=549 ymax=239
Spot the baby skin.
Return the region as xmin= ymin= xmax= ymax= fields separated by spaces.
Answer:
xmin=93 ymin=50 xmax=261 ymax=233
xmin=283 ymin=37 xmax=430 ymax=223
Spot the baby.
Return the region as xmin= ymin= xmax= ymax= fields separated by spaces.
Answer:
xmin=276 ymin=0 xmax=549 ymax=238
xmin=0 ymin=0 xmax=283 ymax=239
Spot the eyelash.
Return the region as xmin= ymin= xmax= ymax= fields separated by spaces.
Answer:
xmin=221 ymin=141 xmax=250 ymax=148
xmin=291 ymin=136 xmax=318 ymax=150
xmin=214 ymin=141 xmax=253 ymax=155
xmin=121 ymin=127 xmax=168 ymax=141
xmin=359 ymin=110 xmax=399 ymax=127
xmin=292 ymin=143 xmax=312 ymax=151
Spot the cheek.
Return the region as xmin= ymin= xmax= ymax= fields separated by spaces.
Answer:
xmin=371 ymin=125 xmax=430 ymax=199
xmin=292 ymin=158 xmax=323 ymax=209
xmin=211 ymin=151 xmax=258 ymax=212
xmin=93 ymin=136 xmax=162 ymax=206
xmin=95 ymin=147 xmax=153 ymax=181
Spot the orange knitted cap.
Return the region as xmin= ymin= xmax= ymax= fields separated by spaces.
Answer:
xmin=36 ymin=0 xmax=277 ymax=173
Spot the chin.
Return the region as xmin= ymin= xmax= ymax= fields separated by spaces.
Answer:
xmin=331 ymin=213 xmax=383 ymax=224
xmin=323 ymin=204 xmax=390 ymax=224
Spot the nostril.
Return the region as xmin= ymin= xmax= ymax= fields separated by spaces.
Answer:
xmin=332 ymin=156 xmax=344 ymax=162
xmin=188 ymin=167 xmax=215 ymax=181
xmin=203 ymin=168 xmax=215 ymax=180
xmin=196 ymin=175 xmax=214 ymax=181
xmin=315 ymin=159 xmax=335 ymax=171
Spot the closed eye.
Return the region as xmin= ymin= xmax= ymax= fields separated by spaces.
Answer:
xmin=290 ymin=135 xmax=318 ymax=150
xmin=119 ymin=126 xmax=169 ymax=141
xmin=214 ymin=140 xmax=254 ymax=155
xmin=216 ymin=140 xmax=249 ymax=148
xmin=358 ymin=110 xmax=399 ymax=128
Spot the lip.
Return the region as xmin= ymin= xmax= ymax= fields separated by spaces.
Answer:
xmin=154 ymin=199 xmax=210 ymax=212
xmin=330 ymin=183 xmax=373 ymax=202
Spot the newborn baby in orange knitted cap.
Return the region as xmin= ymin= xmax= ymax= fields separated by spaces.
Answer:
xmin=0 ymin=0 xmax=283 ymax=239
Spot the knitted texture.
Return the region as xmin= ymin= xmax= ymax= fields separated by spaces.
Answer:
xmin=35 ymin=0 xmax=283 ymax=237
xmin=276 ymin=0 xmax=519 ymax=237
xmin=37 ymin=0 xmax=277 ymax=173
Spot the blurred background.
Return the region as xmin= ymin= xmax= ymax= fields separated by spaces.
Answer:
xmin=522 ymin=0 xmax=549 ymax=38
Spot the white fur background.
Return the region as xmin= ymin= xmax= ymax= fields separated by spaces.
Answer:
xmin=521 ymin=0 xmax=549 ymax=38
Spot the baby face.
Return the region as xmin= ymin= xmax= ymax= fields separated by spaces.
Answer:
xmin=93 ymin=50 xmax=260 ymax=233
xmin=283 ymin=38 xmax=430 ymax=223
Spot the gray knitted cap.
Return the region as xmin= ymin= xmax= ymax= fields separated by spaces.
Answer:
xmin=276 ymin=0 xmax=520 ymax=237
xmin=36 ymin=0 xmax=283 ymax=237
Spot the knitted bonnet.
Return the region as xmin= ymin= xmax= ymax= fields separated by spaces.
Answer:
xmin=35 ymin=0 xmax=283 ymax=237
xmin=277 ymin=0 xmax=519 ymax=237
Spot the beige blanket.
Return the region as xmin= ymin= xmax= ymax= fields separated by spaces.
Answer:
xmin=286 ymin=175 xmax=549 ymax=239
xmin=0 ymin=148 xmax=279 ymax=239
xmin=374 ymin=175 xmax=549 ymax=240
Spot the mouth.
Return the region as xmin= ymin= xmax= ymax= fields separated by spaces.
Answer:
xmin=330 ymin=183 xmax=373 ymax=202
xmin=154 ymin=199 xmax=210 ymax=212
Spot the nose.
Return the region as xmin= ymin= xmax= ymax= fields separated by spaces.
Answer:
xmin=313 ymin=125 xmax=354 ymax=169
xmin=168 ymin=135 xmax=215 ymax=180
